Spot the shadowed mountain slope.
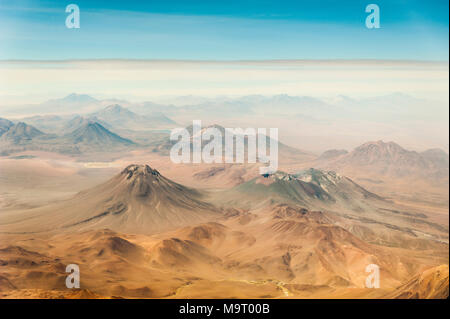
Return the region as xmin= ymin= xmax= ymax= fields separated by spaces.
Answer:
xmin=64 ymin=121 xmax=134 ymax=147
xmin=0 ymin=122 xmax=45 ymax=144
xmin=0 ymin=118 xmax=14 ymax=136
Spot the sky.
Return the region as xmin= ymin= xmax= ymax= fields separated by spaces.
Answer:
xmin=0 ymin=0 xmax=448 ymax=60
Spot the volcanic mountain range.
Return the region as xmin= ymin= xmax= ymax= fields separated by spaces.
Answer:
xmin=0 ymin=121 xmax=135 ymax=155
xmin=1 ymin=163 xmax=446 ymax=249
xmin=0 ymin=164 xmax=447 ymax=298
xmin=1 ymin=106 xmax=448 ymax=180
xmin=0 ymin=165 xmax=386 ymax=234
xmin=1 ymin=111 xmax=447 ymax=192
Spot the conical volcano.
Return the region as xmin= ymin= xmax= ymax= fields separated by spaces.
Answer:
xmin=0 ymin=164 xmax=219 ymax=235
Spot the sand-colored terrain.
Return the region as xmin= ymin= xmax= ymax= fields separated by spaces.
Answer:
xmin=0 ymin=157 xmax=448 ymax=299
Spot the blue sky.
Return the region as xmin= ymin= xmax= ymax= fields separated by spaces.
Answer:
xmin=0 ymin=0 xmax=448 ymax=60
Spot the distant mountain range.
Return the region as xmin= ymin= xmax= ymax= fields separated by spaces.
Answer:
xmin=16 ymin=103 xmax=176 ymax=132
xmin=0 ymin=119 xmax=136 ymax=155
xmin=48 ymin=93 xmax=98 ymax=105
xmin=1 ymin=92 xmax=447 ymax=154
xmin=317 ymin=140 xmax=449 ymax=182
xmin=91 ymin=104 xmax=176 ymax=129
xmin=0 ymin=102 xmax=182 ymax=155
xmin=152 ymin=123 xmax=314 ymax=162
xmin=2 ymin=113 xmax=448 ymax=188
xmin=26 ymin=93 xmax=101 ymax=114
